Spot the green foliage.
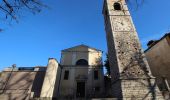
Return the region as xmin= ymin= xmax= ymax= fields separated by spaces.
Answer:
xmin=104 ymin=54 xmax=111 ymax=76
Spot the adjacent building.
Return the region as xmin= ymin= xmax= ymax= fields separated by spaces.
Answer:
xmin=145 ymin=33 xmax=170 ymax=93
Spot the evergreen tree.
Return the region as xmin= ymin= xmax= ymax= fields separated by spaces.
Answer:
xmin=104 ymin=54 xmax=111 ymax=76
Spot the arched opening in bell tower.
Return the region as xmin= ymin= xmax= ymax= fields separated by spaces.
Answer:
xmin=114 ymin=2 xmax=121 ymax=10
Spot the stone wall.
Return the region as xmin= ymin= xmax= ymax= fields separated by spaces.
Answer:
xmin=103 ymin=0 xmax=164 ymax=99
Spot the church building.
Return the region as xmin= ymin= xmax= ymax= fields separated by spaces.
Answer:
xmin=0 ymin=45 xmax=105 ymax=100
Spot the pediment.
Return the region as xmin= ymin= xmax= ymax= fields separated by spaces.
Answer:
xmin=62 ymin=44 xmax=101 ymax=52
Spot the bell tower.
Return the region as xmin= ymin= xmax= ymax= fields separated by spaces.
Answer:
xmin=103 ymin=0 xmax=164 ymax=99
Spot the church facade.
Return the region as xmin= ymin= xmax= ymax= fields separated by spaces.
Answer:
xmin=57 ymin=45 xmax=104 ymax=98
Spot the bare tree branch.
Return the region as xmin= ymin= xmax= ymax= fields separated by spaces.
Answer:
xmin=0 ymin=0 xmax=46 ymax=30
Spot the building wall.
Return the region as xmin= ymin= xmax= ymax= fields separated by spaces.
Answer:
xmin=31 ymin=69 xmax=46 ymax=98
xmin=40 ymin=58 xmax=61 ymax=99
xmin=59 ymin=67 xmax=104 ymax=98
xmin=0 ymin=67 xmax=46 ymax=100
xmin=145 ymin=36 xmax=170 ymax=88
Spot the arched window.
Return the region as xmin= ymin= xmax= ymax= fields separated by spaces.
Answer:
xmin=76 ymin=59 xmax=88 ymax=66
xmin=114 ymin=3 xmax=121 ymax=10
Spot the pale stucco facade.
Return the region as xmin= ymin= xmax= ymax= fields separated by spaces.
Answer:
xmin=58 ymin=45 xmax=104 ymax=99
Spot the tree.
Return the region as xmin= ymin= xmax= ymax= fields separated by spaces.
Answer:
xmin=0 ymin=0 xmax=46 ymax=30
xmin=104 ymin=53 xmax=111 ymax=76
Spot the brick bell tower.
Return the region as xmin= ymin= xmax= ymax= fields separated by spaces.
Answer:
xmin=103 ymin=0 xmax=164 ymax=99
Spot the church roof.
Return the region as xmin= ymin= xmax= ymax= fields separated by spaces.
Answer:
xmin=62 ymin=44 xmax=102 ymax=52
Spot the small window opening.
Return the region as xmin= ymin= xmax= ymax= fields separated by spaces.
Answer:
xmin=114 ymin=3 xmax=121 ymax=10
xmin=18 ymin=67 xmax=34 ymax=71
xmin=64 ymin=70 xmax=69 ymax=80
xmin=94 ymin=70 xmax=99 ymax=80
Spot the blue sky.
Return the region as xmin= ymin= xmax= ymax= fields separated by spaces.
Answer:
xmin=0 ymin=0 xmax=170 ymax=70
